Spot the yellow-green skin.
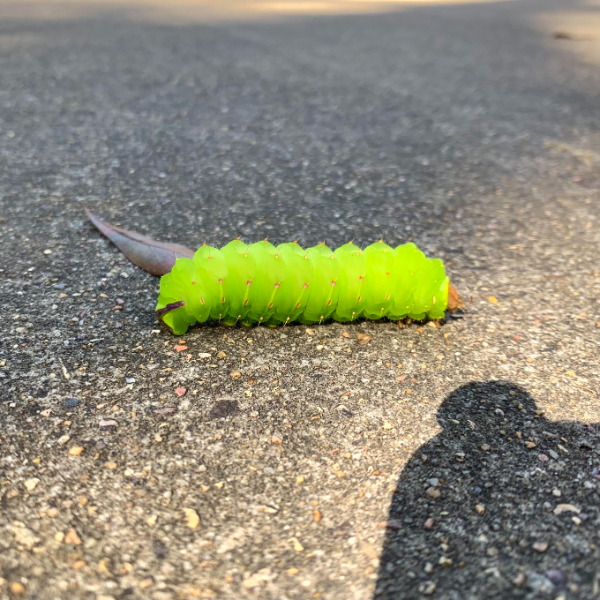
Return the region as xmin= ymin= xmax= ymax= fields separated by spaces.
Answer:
xmin=156 ymin=240 xmax=449 ymax=335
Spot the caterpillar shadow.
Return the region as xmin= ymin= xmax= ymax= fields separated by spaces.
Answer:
xmin=375 ymin=381 xmax=599 ymax=600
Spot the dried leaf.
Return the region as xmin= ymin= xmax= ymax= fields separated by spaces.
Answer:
xmin=85 ymin=207 xmax=194 ymax=276
xmin=357 ymin=333 xmax=372 ymax=345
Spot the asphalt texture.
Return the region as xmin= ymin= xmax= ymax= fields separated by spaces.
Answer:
xmin=0 ymin=1 xmax=599 ymax=599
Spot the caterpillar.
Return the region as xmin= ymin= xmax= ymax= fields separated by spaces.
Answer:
xmin=156 ymin=239 xmax=453 ymax=335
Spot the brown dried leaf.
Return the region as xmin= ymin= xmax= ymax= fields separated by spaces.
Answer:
xmin=357 ymin=333 xmax=372 ymax=345
xmin=85 ymin=207 xmax=194 ymax=276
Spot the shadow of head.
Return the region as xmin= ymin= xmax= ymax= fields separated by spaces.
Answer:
xmin=374 ymin=380 xmax=599 ymax=600
xmin=436 ymin=380 xmax=539 ymax=433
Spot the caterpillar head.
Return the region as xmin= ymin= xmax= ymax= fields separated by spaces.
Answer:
xmin=446 ymin=282 xmax=464 ymax=312
xmin=155 ymin=258 xmax=210 ymax=334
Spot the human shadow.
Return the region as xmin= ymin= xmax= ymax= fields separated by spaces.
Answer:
xmin=375 ymin=381 xmax=599 ymax=600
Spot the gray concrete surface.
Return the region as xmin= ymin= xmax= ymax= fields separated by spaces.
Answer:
xmin=0 ymin=1 xmax=598 ymax=599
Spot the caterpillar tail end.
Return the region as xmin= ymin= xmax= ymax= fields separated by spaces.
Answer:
xmin=446 ymin=282 xmax=464 ymax=312
xmin=156 ymin=301 xmax=187 ymax=334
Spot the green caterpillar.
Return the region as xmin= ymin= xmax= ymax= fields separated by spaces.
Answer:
xmin=156 ymin=240 xmax=451 ymax=335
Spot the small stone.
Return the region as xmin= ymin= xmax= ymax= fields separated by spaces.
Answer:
xmin=64 ymin=398 xmax=79 ymax=408
xmin=475 ymin=504 xmax=486 ymax=515
xmin=296 ymin=476 xmax=305 ymax=484
xmin=72 ymin=560 xmax=86 ymax=570
xmin=438 ymin=556 xmax=453 ymax=567
xmin=552 ymin=489 xmax=562 ymax=497
xmin=104 ymin=461 xmax=117 ymax=470
xmin=538 ymin=453 xmax=549 ymax=462
xmin=183 ymin=508 xmax=200 ymax=529
xmin=525 ymin=441 xmax=537 ymax=449
xmin=572 ymin=516 xmax=582 ymax=526
xmin=423 ymin=518 xmax=436 ymax=529
xmin=69 ymin=446 xmax=84 ymax=456
xmin=287 ymin=567 xmax=300 ymax=575
xmin=175 ymin=387 xmax=187 ymax=397
xmin=214 ymin=481 xmax=225 ymax=489
xmin=481 ymin=443 xmax=491 ymax=451
xmin=97 ymin=558 xmax=112 ymax=576
xmin=24 ymin=478 xmax=40 ymax=492
xmin=270 ymin=435 xmax=283 ymax=445
xmin=230 ymin=370 xmax=242 ymax=379
xmin=533 ymin=541 xmax=549 ymax=553
xmin=420 ymin=581 xmax=436 ymax=596
xmin=513 ymin=573 xmax=527 ymax=587
xmin=545 ymin=569 xmax=566 ymax=587
xmin=147 ymin=515 xmax=158 ymax=527
xmin=99 ymin=419 xmax=118 ymax=428
xmin=58 ymin=435 xmax=70 ymax=445
xmin=9 ymin=582 xmax=26 ymax=597
xmin=173 ymin=344 xmax=188 ymax=353
xmin=216 ymin=351 xmax=227 ymax=359
xmin=9 ymin=523 xmax=39 ymax=549
xmin=382 ymin=519 xmax=402 ymax=530
xmin=64 ymin=529 xmax=82 ymax=545
xmin=305 ymin=328 xmax=315 ymax=336
xmin=290 ymin=537 xmax=304 ymax=552
xmin=242 ymin=569 xmax=275 ymax=589
xmin=357 ymin=333 xmax=372 ymax=345
xmin=553 ymin=503 xmax=580 ymax=516
xmin=424 ymin=562 xmax=434 ymax=574
xmin=426 ymin=487 xmax=441 ymax=499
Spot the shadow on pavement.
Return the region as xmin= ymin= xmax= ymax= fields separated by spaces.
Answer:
xmin=375 ymin=381 xmax=599 ymax=600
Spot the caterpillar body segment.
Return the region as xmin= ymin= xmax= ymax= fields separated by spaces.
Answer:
xmin=156 ymin=240 xmax=450 ymax=335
